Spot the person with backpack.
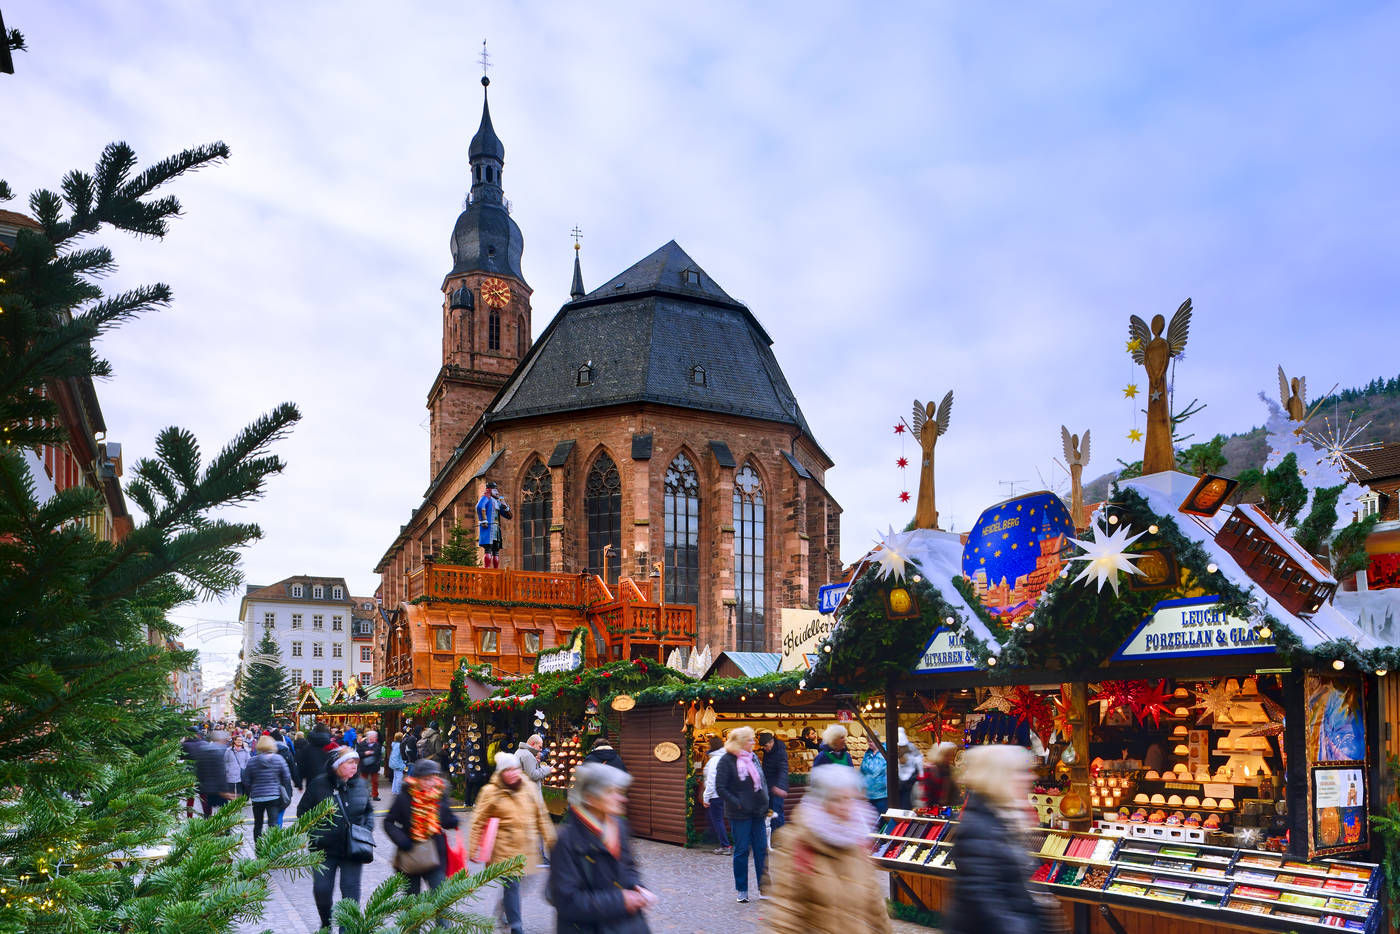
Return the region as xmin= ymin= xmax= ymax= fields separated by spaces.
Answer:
xmin=418 ymin=721 xmax=443 ymax=769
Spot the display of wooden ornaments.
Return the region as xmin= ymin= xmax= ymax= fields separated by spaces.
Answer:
xmin=543 ymin=735 xmax=582 ymax=791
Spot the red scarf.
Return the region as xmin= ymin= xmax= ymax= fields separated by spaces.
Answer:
xmin=571 ymin=806 xmax=621 ymax=859
xmin=409 ymin=781 xmax=443 ymax=841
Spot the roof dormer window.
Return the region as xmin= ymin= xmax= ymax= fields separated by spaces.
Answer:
xmin=332 ymin=586 xmax=344 ymax=600
xmin=577 ymin=363 xmax=593 ymax=387
xmin=291 ymin=583 xmax=303 ymax=598
xmin=313 ymin=584 xmax=324 ymax=599
xmin=690 ymin=364 xmax=707 ymax=387
xmin=682 ymin=268 xmax=700 ymax=285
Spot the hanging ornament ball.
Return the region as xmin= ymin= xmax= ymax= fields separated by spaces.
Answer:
xmin=1332 ymin=658 xmax=1345 ymax=670
xmin=945 ymin=616 xmax=955 ymax=625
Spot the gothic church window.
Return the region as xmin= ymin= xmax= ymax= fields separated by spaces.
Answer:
xmin=664 ymin=453 xmax=700 ymax=605
xmin=488 ymin=307 xmax=501 ymax=351
xmin=586 ymin=453 xmax=622 ymax=587
xmin=733 ymin=464 xmax=766 ymax=651
xmin=521 ymin=459 xmax=552 ymax=572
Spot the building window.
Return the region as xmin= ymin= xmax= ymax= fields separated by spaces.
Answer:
xmin=435 ymin=629 xmax=454 ymax=652
xmin=577 ymin=364 xmax=593 ymax=386
xmin=664 ymin=453 xmax=701 ymax=605
xmin=313 ymin=584 xmax=324 ymax=599
xmin=291 ymin=642 xmax=303 ymax=658
xmin=291 ymin=584 xmax=303 ymax=598
xmin=332 ymin=669 xmax=343 ymax=684
xmin=263 ymin=611 xmax=276 ymax=629
xmin=479 ymin=630 xmax=498 ymax=653
xmin=522 ymin=631 xmax=542 ymax=655
xmin=361 ymin=673 xmax=373 ymax=686
xmin=312 ymin=669 xmax=324 ymax=687
xmin=733 ymin=464 xmax=766 ymax=651
xmin=689 ymin=365 xmax=706 ymax=387
xmin=488 ymin=307 xmax=501 ymax=351
xmin=312 ymin=643 xmax=324 ymax=658
xmin=332 ymin=615 xmax=344 ymax=631
xmin=332 ymin=586 xmax=343 ymax=600
xmin=291 ymin=614 xmax=303 ymax=629
xmin=361 ymin=646 xmax=373 ymax=663
xmin=1358 ymin=492 xmax=1382 ymax=519
xmin=683 ymin=268 xmax=700 ymax=285
xmin=313 ymin=614 xmax=324 ymax=630
xmin=585 ymin=453 xmax=622 ymax=587
xmin=518 ymin=319 xmax=528 ymax=359
xmin=521 ymin=459 xmax=552 ymax=571
xmin=332 ymin=643 xmax=343 ymax=658
xmin=292 ymin=669 xmax=303 ymax=685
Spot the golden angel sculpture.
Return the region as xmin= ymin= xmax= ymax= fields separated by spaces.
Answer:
xmin=1278 ymin=365 xmax=1307 ymax=422
xmin=1128 ymin=299 xmax=1191 ymax=475
xmin=1061 ymin=426 xmax=1091 ymax=530
xmin=911 ymin=391 xmax=953 ymax=529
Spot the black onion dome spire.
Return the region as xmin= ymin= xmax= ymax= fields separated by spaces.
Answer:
xmin=449 ymin=75 xmax=525 ymax=281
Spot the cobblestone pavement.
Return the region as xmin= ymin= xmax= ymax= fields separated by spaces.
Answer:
xmin=234 ymin=789 xmax=930 ymax=933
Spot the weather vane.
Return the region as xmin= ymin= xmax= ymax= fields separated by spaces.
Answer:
xmin=479 ymin=39 xmax=491 ymax=79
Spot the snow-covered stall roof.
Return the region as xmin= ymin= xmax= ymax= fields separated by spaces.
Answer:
xmin=1122 ymin=472 xmax=1381 ymax=652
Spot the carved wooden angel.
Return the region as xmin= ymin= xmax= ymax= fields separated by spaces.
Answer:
xmin=1278 ymin=365 xmax=1307 ymax=421
xmin=911 ymin=391 xmax=953 ymax=529
xmin=1061 ymin=426 xmax=1091 ymax=530
xmin=1128 ymin=299 xmax=1191 ymax=474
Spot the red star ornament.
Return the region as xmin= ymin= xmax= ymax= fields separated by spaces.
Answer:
xmin=894 ymin=423 xmax=906 ymax=434
xmin=912 ymin=693 xmax=950 ymax=736
xmin=1052 ymin=684 xmax=1074 ymax=740
xmin=1130 ymin=679 xmax=1172 ymax=728
xmin=1010 ymin=686 xmax=1054 ymax=740
xmin=899 ymin=491 xmax=911 ymax=503
xmin=897 ymin=457 xmax=909 ymax=469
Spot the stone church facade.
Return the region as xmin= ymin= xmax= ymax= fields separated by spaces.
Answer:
xmin=376 ymin=79 xmax=841 ymax=654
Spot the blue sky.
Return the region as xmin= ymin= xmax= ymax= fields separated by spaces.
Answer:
xmin=6 ymin=2 xmax=1398 ymax=683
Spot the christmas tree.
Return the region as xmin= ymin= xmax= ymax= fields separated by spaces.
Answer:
xmin=234 ymin=628 xmax=294 ymax=724
xmin=438 ymin=521 xmax=480 ymax=567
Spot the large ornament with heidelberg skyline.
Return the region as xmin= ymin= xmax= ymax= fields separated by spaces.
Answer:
xmin=961 ymin=490 xmax=1075 ymax=624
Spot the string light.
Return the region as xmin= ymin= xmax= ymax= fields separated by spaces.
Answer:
xmin=986 ymin=656 xmax=997 ymax=667
xmin=1206 ymin=563 xmax=1218 ymax=573
xmin=1148 ymin=524 xmax=1159 ymax=535
xmin=1257 ymin=625 xmax=1272 ymax=640
xmin=1024 ymin=622 xmax=1035 ymax=632
xmin=1376 ymin=669 xmax=1388 ymax=677
xmin=1107 ymin=514 xmax=1119 ymax=525
xmin=1332 ymin=659 xmax=1345 ymax=670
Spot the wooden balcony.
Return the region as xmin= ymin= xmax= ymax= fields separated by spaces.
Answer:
xmin=407 ymin=562 xmax=585 ymax=606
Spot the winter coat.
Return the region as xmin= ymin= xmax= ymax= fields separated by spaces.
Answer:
xmin=275 ymin=741 xmax=301 ymax=787
xmin=343 ymin=726 xmax=357 ymax=748
xmin=357 ymin=739 xmax=383 ymax=775
xmin=193 ymin=741 xmax=231 ymax=795
xmin=516 ymin=744 xmax=552 ymax=784
xmin=418 ymin=727 xmax=442 ymax=762
xmin=762 ymin=738 xmax=790 ymax=793
xmin=813 ymin=743 xmax=853 ymax=769
xmin=298 ymin=758 xmax=375 ymax=858
xmin=383 ymin=784 xmax=460 ymax=874
xmin=702 ymin=749 xmax=724 ymax=803
xmin=547 ymin=809 xmax=651 ymax=934
xmin=242 ymin=750 xmax=293 ymax=803
xmin=946 ymin=794 xmax=1040 ymax=934
xmin=468 ymin=771 xmax=555 ymax=875
xmin=764 ymin=804 xmax=892 ymax=934
xmin=402 ymin=731 xmax=419 ymax=763
xmin=224 ymin=745 xmax=251 ymax=785
xmin=860 ymin=747 xmax=888 ymax=800
xmin=581 ymin=744 xmax=627 ymax=773
xmin=297 ymin=728 xmax=335 ymax=789
xmin=715 ymin=750 xmax=768 ymax=820
xmin=388 ymin=741 xmax=404 ymax=772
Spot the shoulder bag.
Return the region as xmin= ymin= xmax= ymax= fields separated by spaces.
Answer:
xmin=334 ymin=790 xmax=376 ymax=863
xmin=394 ymin=837 xmax=441 ymax=875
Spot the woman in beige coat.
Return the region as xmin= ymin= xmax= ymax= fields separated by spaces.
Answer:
xmin=469 ymin=751 xmax=556 ymax=934
xmin=765 ymin=761 xmax=891 ymax=934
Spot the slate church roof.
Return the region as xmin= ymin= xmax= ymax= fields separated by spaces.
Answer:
xmin=483 ymin=241 xmax=822 ymax=452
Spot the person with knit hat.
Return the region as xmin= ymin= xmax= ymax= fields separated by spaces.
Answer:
xmin=468 ymin=750 xmax=556 ymax=934
xmin=383 ymin=758 xmax=460 ymax=910
xmin=298 ymin=745 xmax=374 ymax=933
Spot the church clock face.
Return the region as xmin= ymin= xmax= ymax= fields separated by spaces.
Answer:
xmin=480 ymin=277 xmax=511 ymax=308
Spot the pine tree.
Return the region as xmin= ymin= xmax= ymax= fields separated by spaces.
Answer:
xmin=234 ymin=627 xmax=293 ymax=724
xmin=437 ymin=522 xmax=479 ymax=567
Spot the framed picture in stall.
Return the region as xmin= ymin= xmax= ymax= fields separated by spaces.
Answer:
xmin=1303 ymin=673 xmax=1369 ymax=857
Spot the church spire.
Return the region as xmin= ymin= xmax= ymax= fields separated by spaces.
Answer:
xmin=468 ymin=76 xmax=505 ymax=206
xmin=570 ymin=228 xmax=585 ymax=300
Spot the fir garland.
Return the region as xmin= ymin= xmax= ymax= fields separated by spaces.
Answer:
xmin=630 ymin=670 xmax=802 ymax=706
xmin=409 ymin=596 xmax=587 ymax=612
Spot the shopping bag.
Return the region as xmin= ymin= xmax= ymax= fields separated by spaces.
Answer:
xmin=446 ymin=830 xmax=466 ymax=877
xmin=475 ymin=817 xmax=499 ymax=863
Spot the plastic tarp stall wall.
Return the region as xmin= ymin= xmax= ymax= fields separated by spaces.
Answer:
xmin=618 ymin=704 xmax=688 ymax=845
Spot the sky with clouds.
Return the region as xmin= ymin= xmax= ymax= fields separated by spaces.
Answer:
xmin=6 ymin=2 xmax=1398 ymax=686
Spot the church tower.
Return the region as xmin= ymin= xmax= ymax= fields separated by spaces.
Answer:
xmin=428 ymin=76 xmax=533 ymax=479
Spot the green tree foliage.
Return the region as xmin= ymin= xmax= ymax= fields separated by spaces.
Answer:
xmin=334 ymin=857 xmax=524 ymax=934
xmin=234 ymin=627 xmax=294 ymax=723
xmin=437 ymin=522 xmax=479 ymax=567
xmin=1176 ymin=433 xmax=1228 ymax=476
xmin=1235 ymin=452 xmax=1308 ymax=526
xmin=1294 ymin=483 xmax=1345 ymax=557
xmin=1332 ymin=513 xmax=1380 ymax=579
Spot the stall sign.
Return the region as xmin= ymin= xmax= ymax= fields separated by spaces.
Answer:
xmin=913 ymin=627 xmax=977 ymax=673
xmin=818 ymin=583 xmax=849 ymax=615
xmin=1111 ymin=595 xmax=1273 ymax=661
xmin=780 ymin=608 xmax=835 ymax=671
xmin=537 ymin=646 xmax=583 ymax=674
xmin=1304 ymin=674 xmax=1369 ymax=857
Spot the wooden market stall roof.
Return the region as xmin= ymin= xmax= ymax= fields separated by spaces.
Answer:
xmin=702 ymin=652 xmax=780 ymax=680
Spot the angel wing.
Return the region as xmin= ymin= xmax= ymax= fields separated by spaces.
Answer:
xmin=935 ymin=390 xmax=954 ymax=436
xmin=911 ymin=399 xmax=927 ymax=441
xmin=1128 ymin=315 xmax=1152 ymax=364
xmin=1061 ymin=425 xmax=1074 ymax=463
xmin=1080 ymin=429 xmax=1091 ymax=465
xmin=1298 ymin=375 xmax=1306 ymax=407
xmin=1278 ymin=365 xmax=1290 ymax=407
xmin=1166 ymin=298 xmax=1192 ymax=356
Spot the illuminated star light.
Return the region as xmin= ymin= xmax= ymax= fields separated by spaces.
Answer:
xmin=873 ymin=526 xmax=919 ymax=580
xmin=1067 ymin=517 xmax=1147 ymax=596
xmin=1299 ymin=404 xmax=1383 ymax=477
xmin=1123 ymin=384 xmax=1140 ymax=399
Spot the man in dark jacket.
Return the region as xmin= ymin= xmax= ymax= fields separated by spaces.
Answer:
xmin=401 ymin=724 xmax=420 ymax=774
xmin=757 ymin=731 xmax=790 ymax=829
xmin=297 ymin=722 xmax=335 ymax=791
xmin=356 ymin=730 xmax=383 ymax=800
xmin=271 ymin=728 xmax=301 ymax=788
xmin=193 ymin=731 xmax=233 ymax=817
xmin=299 ymin=747 xmax=375 ymax=932
xmin=581 ymin=738 xmax=627 ymax=773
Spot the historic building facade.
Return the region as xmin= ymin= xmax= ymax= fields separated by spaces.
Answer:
xmin=376 ymin=80 xmax=841 ymax=655
xmin=239 ymin=576 xmax=355 ymax=691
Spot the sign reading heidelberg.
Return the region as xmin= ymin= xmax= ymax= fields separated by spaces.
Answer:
xmin=1112 ymin=596 xmax=1274 ymax=661
xmin=913 ymin=627 xmax=978 ymax=673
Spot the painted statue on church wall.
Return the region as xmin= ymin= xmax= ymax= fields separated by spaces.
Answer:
xmin=1060 ymin=426 xmax=1091 ymax=530
xmin=911 ymin=391 xmax=953 ymax=530
xmin=475 ymin=481 xmax=512 ymax=569
xmin=1128 ymin=299 xmax=1192 ymax=475
xmin=1278 ymin=365 xmax=1308 ymax=421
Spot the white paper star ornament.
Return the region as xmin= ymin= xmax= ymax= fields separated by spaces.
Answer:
xmin=873 ymin=526 xmax=918 ymax=580
xmin=1067 ymin=517 xmax=1147 ymax=596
